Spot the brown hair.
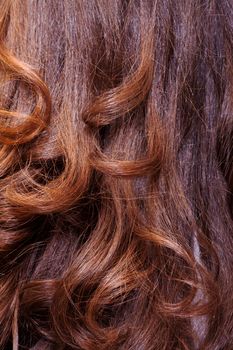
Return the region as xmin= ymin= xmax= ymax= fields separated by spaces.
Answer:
xmin=0 ymin=0 xmax=233 ymax=349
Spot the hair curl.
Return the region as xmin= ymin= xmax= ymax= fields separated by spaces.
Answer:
xmin=0 ymin=1 xmax=233 ymax=349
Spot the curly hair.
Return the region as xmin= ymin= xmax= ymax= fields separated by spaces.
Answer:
xmin=0 ymin=1 xmax=233 ymax=349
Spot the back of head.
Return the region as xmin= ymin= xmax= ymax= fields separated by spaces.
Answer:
xmin=0 ymin=1 xmax=233 ymax=349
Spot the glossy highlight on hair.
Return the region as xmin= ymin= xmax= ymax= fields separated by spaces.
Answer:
xmin=0 ymin=1 xmax=233 ymax=349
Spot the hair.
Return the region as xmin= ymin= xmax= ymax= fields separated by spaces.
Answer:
xmin=0 ymin=0 xmax=233 ymax=349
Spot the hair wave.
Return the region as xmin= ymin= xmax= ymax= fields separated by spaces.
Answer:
xmin=0 ymin=1 xmax=233 ymax=349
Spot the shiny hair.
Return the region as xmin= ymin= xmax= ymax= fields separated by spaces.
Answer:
xmin=0 ymin=1 xmax=233 ymax=349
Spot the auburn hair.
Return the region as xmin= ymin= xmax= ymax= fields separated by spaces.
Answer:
xmin=0 ymin=0 xmax=233 ymax=349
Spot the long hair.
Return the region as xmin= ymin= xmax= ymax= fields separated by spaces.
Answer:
xmin=0 ymin=1 xmax=233 ymax=349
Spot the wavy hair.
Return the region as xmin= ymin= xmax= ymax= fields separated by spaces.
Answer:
xmin=0 ymin=0 xmax=233 ymax=349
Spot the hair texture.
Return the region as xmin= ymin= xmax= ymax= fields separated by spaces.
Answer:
xmin=0 ymin=0 xmax=233 ymax=349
